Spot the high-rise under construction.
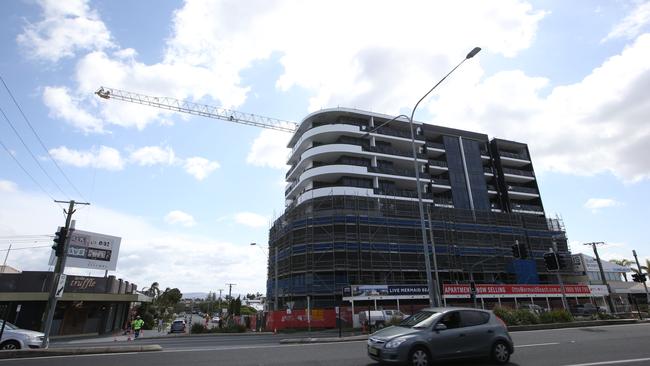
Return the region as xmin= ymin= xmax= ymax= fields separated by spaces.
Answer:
xmin=268 ymin=108 xmax=570 ymax=310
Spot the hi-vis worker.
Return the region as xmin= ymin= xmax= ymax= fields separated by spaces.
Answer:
xmin=132 ymin=316 xmax=145 ymax=339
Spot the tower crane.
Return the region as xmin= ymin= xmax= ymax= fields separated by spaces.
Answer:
xmin=95 ymin=87 xmax=299 ymax=133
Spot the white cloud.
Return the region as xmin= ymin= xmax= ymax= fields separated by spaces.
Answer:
xmin=17 ymin=0 xmax=114 ymax=62
xmin=246 ymin=130 xmax=290 ymax=169
xmin=129 ymin=146 xmax=177 ymax=166
xmin=603 ymin=1 xmax=650 ymax=42
xmin=0 ymin=180 xmax=18 ymax=192
xmin=234 ymin=212 xmax=268 ymax=229
xmin=32 ymin=0 xmax=546 ymax=133
xmin=427 ymin=33 xmax=650 ymax=182
xmin=183 ymin=157 xmax=220 ymax=181
xmin=49 ymin=145 xmax=124 ymax=170
xmin=0 ymin=187 xmax=266 ymax=293
xmin=164 ymin=210 xmax=196 ymax=227
xmin=42 ymin=86 xmax=104 ymax=133
xmin=584 ymin=198 xmax=622 ymax=212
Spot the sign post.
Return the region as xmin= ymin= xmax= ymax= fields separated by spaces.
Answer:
xmin=55 ymin=274 xmax=67 ymax=298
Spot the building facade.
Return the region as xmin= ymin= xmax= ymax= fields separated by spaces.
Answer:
xmin=268 ymin=108 xmax=572 ymax=311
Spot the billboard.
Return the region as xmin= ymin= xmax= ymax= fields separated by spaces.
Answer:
xmin=49 ymin=229 xmax=121 ymax=271
xmin=342 ymin=285 xmax=429 ymax=299
xmin=443 ymin=284 xmax=594 ymax=298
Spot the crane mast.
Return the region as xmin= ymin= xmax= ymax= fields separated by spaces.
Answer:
xmin=95 ymin=87 xmax=298 ymax=133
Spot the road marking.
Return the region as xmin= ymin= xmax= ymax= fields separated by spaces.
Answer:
xmin=513 ymin=322 xmax=650 ymax=333
xmin=562 ymin=358 xmax=650 ymax=366
xmin=515 ymin=342 xmax=559 ymax=348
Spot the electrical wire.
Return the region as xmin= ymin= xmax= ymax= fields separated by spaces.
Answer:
xmin=1 ymin=76 xmax=86 ymax=201
xmin=0 ymin=105 xmax=69 ymax=199
xmin=0 ymin=137 xmax=57 ymax=202
xmin=0 ymin=245 xmax=51 ymax=252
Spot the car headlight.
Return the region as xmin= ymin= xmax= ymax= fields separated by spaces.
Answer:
xmin=385 ymin=337 xmax=408 ymax=349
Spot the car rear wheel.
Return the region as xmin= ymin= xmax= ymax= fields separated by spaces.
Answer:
xmin=0 ymin=340 xmax=20 ymax=350
xmin=491 ymin=341 xmax=511 ymax=364
xmin=409 ymin=347 xmax=431 ymax=366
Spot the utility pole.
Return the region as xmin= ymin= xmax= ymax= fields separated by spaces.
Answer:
xmin=41 ymin=200 xmax=90 ymax=347
xmin=632 ymin=250 xmax=650 ymax=304
xmin=226 ymin=283 xmax=236 ymax=300
xmin=426 ymin=210 xmax=441 ymax=307
xmin=1 ymin=244 xmax=11 ymax=272
xmin=551 ymin=240 xmax=569 ymax=311
xmin=218 ymin=289 xmax=223 ymax=313
xmin=584 ymin=242 xmax=615 ymax=313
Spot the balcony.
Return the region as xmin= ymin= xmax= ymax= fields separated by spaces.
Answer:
xmin=511 ymin=203 xmax=544 ymax=214
xmin=503 ymin=168 xmax=535 ymax=183
xmin=426 ymin=141 xmax=445 ymax=150
xmin=365 ymin=145 xmax=427 ymax=160
xmin=508 ymin=185 xmax=538 ymax=194
xmin=483 ymin=166 xmax=494 ymax=174
xmin=429 ymin=159 xmax=448 ymax=168
xmin=487 ymin=184 xmax=498 ymax=192
xmin=368 ymin=166 xmax=430 ymax=180
xmin=371 ymin=126 xmax=424 ymax=141
xmin=500 ymin=151 xmax=529 ymax=160
xmin=430 ymin=177 xmax=451 ymax=186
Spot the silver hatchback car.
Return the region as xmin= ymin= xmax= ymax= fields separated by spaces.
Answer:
xmin=367 ymin=307 xmax=513 ymax=365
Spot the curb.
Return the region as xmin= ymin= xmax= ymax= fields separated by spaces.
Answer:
xmin=141 ymin=331 xmax=274 ymax=340
xmin=0 ymin=345 xmax=162 ymax=359
xmin=278 ymin=319 xmax=650 ymax=344
xmin=280 ymin=335 xmax=368 ymax=344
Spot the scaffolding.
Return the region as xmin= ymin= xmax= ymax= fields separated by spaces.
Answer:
xmin=268 ymin=192 xmax=570 ymax=310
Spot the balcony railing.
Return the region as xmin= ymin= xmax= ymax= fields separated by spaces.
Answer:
xmin=429 ymin=159 xmax=448 ymax=168
xmin=480 ymin=149 xmax=490 ymax=156
xmin=369 ymin=166 xmax=430 ymax=179
xmin=502 ymin=167 xmax=535 ymax=177
xmin=486 ymin=184 xmax=497 ymax=191
xmin=425 ymin=141 xmax=445 ymax=150
xmin=511 ymin=203 xmax=544 ymax=213
xmin=500 ymin=151 xmax=529 ymax=160
xmin=508 ymin=185 xmax=539 ymax=194
xmin=483 ymin=166 xmax=494 ymax=174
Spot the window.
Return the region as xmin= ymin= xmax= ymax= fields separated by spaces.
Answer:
xmin=460 ymin=310 xmax=490 ymax=327
xmin=439 ymin=311 xmax=461 ymax=329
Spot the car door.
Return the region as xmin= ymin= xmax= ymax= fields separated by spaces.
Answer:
xmin=431 ymin=311 xmax=464 ymax=359
xmin=458 ymin=310 xmax=492 ymax=356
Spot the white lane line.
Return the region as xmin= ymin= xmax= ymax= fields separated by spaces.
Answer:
xmin=562 ymin=357 xmax=650 ymax=366
xmin=515 ymin=342 xmax=560 ymax=348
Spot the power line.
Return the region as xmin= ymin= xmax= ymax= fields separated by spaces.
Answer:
xmin=0 ymin=245 xmax=51 ymax=252
xmin=0 ymin=105 xmax=69 ymax=199
xmin=1 ymin=76 xmax=86 ymax=200
xmin=0 ymin=137 xmax=57 ymax=202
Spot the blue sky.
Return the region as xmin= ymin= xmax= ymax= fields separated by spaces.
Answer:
xmin=1 ymin=0 xmax=649 ymax=294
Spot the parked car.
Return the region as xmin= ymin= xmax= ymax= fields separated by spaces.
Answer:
xmin=169 ymin=319 xmax=186 ymax=333
xmin=367 ymin=308 xmax=514 ymax=365
xmin=571 ymin=303 xmax=604 ymax=316
xmin=358 ymin=310 xmax=405 ymax=329
xmin=0 ymin=320 xmax=47 ymax=350
xmin=211 ymin=316 xmax=221 ymax=323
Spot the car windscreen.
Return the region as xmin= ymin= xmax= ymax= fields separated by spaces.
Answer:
xmin=398 ymin=311 xmax=438 ymax=328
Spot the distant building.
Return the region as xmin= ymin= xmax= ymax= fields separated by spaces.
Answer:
xmin=0 ymin=265 xmax=20 ymax=273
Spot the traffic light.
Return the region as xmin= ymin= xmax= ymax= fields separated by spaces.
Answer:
xmin=543 ymin=252 xmax=559 ymax=271
xmin=632 ymin=273 xmax=647 ymax=282
xmin=512 ymin=244 xmax=521 ymax=258
xmin=52 ymin=227 xmax=68 ymax=257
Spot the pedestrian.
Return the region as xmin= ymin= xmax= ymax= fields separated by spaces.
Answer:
xmin=132 ymin=315 xmax=145 ymax=339
xmin=157 ymin=318 xmax=163 ymax=333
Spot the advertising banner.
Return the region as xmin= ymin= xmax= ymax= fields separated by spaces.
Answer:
xmin=443 ymin=284 xmax=594 ymax=298
xmin=49 ymin=229 xmax=121 ymax=271
xmin=343 ymin=285 xmax=430 ymax=300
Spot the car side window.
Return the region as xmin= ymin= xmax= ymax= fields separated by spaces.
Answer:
xmin=460 ymin=310 xmax=490 ymax=327
xmin=439 ymin=311 xmax=461 ymax=329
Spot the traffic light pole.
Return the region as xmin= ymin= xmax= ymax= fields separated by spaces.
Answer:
xmin=632 ymin=250 xmax=650 ymax=304
xmin=41 ymin=200 xmax=89 ymax=347
xmin=551 ymin=241 xmax=569 ymax=311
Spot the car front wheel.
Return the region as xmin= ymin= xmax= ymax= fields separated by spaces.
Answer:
xmin=409 ymin=346 xmax=431 ymax=366
xmin=0 ymin=340 xmax=20 ymax=350
xmin=491 ymin=341 xmax=511 ymax=364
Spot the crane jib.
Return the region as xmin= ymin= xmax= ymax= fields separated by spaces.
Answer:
xmin=95 ymin=87 xmax=298 ymax=133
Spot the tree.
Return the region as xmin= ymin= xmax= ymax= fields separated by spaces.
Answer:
xmin=142 ymin=282 xmax=161 ymax=299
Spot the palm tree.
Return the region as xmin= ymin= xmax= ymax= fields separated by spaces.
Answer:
xmin=142 ymin=282 xmax=161 ymax=298
xmin=609 ymin=259 xmax=634 ymax=281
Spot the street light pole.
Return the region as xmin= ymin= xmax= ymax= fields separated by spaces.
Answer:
xmin=584 ymin=242 xmax=615 ymax=313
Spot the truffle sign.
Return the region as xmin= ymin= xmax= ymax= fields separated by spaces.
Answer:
xmin=49 ymin=229 xmax=121 ymax=271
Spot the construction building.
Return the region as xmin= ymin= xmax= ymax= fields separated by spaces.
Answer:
xmin=267 ymin=108 xmax=574 ymax=312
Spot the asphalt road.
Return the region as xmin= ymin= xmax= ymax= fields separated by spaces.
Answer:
xmin=5 ymin=323 xmax=650 ymax=366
